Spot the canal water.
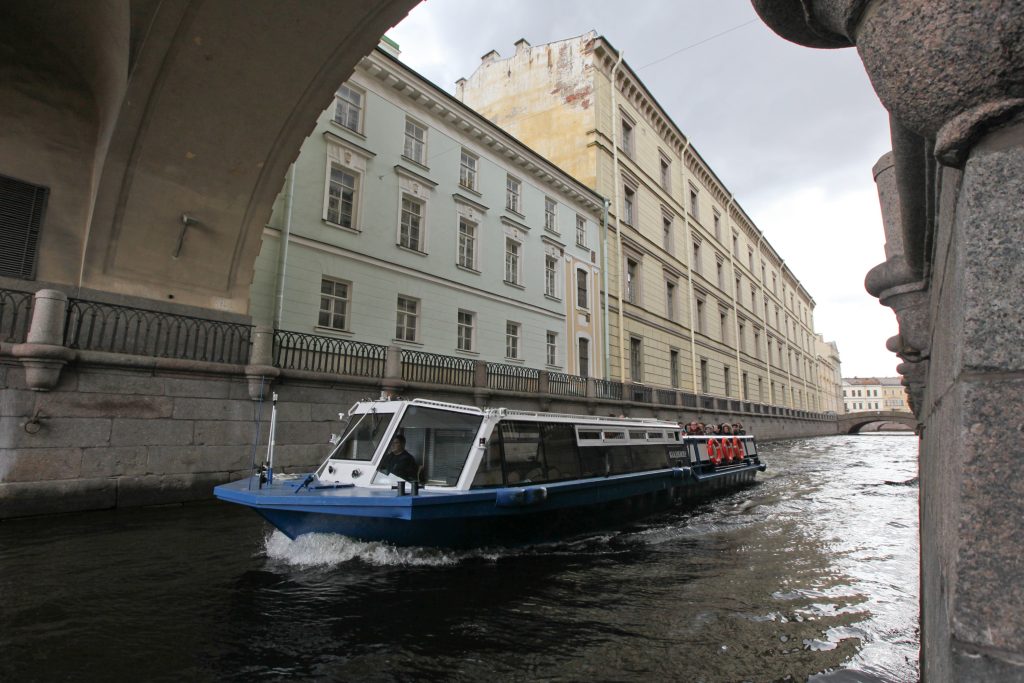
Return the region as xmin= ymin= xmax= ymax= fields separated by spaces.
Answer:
xmin=1 ymin=434 xmax=919 ymax=682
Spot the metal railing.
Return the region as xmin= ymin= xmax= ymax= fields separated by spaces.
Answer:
xmin=401 ymin=348 xmax=474 ymax=386
xmin=595 ymin=379 xmax=623 ymax=400
xmin=548 ymin=372 xmax=587 ymax=397
xmin=0 ymin=288 xmax=33 ymax=344
xmin=274 ymin=330 xmax=386 ymax=377
xmin=681 ymin=392 xmax=698 ymax=408
xmin=656 ymin=389 xmax=677 ymax=405
xmin=487 ymin=362 xmax=539 ymax=393
xmin=64 ymin=299 xmax=252 ymax=364
xmin=628 ymin=383 xmax=652 ymax=403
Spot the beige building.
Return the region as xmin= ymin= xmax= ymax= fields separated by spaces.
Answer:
xmin=842 ymin=377 xmax=911 ymax=413
xmin=457 ymin=32 xmax=836 ymax=411
xmin=815 ymin=335 xmax=843 ymax=413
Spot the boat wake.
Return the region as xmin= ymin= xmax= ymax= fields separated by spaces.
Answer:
xmin=263 ymin=530 xmax=483 ymax=568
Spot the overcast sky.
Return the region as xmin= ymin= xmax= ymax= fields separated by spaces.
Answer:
xmin=389 ymin=0 xmax=899 ymax=378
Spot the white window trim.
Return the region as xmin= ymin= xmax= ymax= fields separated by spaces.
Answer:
xmin=457 ymin=309 xmax=476 ymax=353
xmin=333 ymin=83 xmax=365 ymax=134
xmin=459 ymin=148 xmax=479 ymax=193
xmin=322 ymin=137 xmax=371 ymax=232
xmin=317 ymin=276 xmax=351 ymax=332
xmin=402 ymin=116 xmax=428 ymax=167
xmin=505 ymin=321 xmax=522 ymax=360
xmin=395 ymin=295 xmax=420 ymax=343
xmin=457 ymin=216 xmax=479 ymax=272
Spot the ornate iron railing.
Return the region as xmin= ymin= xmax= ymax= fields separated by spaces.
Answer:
xmin=627 ymin=383 xmax=652 ymax=403
xmin=548 ymin=372 xmax=587 ymax=397
xmin=64 ymin=299 xmax=252 ymax=364
xmin=487 ymin=362 xmax=539 ymax=393
xmin=656 ymin=389 xmax=677 ymax=405
xmin=701 ymin=396 xmax=715 ymax=410
xmin=0 ymin=288 xmax=33 ymax=344
xmin=595 ymin=379 xmax=623 ymax=400
xmin=401 ymin=349 xmax=474 ymax=386
xmin=274 ymin=330 xmax=386 ymax=377
xmin=681 ymin=392 xmax=698 ymax=408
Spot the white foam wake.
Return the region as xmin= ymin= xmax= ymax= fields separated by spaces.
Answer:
xmin=263 ymin=530 xmax=504 ymax=568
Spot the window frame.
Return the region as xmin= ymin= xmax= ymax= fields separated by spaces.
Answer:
xmin=546 ymin=331 xmax=558 ymax=367
xmin=457 ymin=216 xmax=478 ymax=271
xmin=395 ymin=295 xmax=420 ymax=343
xmin=459 ymin=148 xmax=478 ymax=192
xmin=317 ymin=277 xmax=351 ymax=332
xmin=324 ymin=163 xmax=359 ymax=230
xmin=505 ymin=174 xmax=522 ymax=214
xmin=576 ymin=267 xmax=589 ymax=310
xmin=544 ymin=196 xmax=558 ymax=233
xmin=398 ymin=194 xmax=425 ymax=252
xmin=504 ymin=237 xmax=522 ymax=286
xmin=333 ymin=84 xmax=364 ymax=133
xmin=457 ymin=309 xmax=475 ymax=352
xmin=575 ymin=214 xmax=587 ymax=247
xmin=505 ymin=321 xmax=521 ymax=360
xmin=403 ymin=117 xmax=428 ymax=166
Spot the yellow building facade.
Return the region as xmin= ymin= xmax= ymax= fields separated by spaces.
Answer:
xmin=457 ymin=33 xmax=837 ymax=411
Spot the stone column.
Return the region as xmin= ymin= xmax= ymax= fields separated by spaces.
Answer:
xmin=245 ymin=326 xmax=280 ymax=400
xmin=753 ymin=2 xmax=1024 ymax=680
xmin=12 ymin=289 xmax=75 ymax=390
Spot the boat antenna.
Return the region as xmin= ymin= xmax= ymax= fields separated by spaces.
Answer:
xmin=247 ymin=376 xmax=266 ymax=491
xmin=262 ymin=392 xmax=279 ymax=488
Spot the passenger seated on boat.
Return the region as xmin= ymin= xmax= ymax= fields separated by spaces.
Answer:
xmin=378 ymin=435 xmax=424 ymax=483
xmin=720 ymin=423 xmax=733 ymax=435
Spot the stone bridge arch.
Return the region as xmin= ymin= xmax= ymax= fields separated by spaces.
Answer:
xmin=837 ymin=411 xmax=917 ymax=434
xmin=0 ymin=0 xmax=418 ymax=315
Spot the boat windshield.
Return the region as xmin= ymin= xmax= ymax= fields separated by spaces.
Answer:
xmin=371 ymin=405 xmax=483 ymax=486
xmin=326 ymin=410 xmax=394 ymax=461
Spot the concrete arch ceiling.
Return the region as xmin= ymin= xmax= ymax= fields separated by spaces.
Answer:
xmin=2 ymin=0 xmax=417 ymax=315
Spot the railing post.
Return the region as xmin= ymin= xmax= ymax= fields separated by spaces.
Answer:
xmin=11 ymin=289 xmax=75 ymax=391
xmin=380 ymin=344 xmax=406 ymax=397
xmin=586 ymin=377 xmax=598 ymax=399
xmin=538 ymin=370 xmax=550 ymax=395
xmin=245 ymin=326 xmax=280 ymax=400
xmin=473 ymin=360 xmax=488 ymax=388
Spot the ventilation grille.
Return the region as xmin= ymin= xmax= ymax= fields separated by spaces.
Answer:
xmin=0 ymin=173 xmax=48 ymax=280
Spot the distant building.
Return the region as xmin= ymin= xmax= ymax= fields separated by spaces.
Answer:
xmin=457 ymin=32 xmax=834 ymax=411
xmin=815 ymin=335 xmax=843 ymax=413
xmin=251 ymin=40 xmax=605 ymax=376
xmin=842 ymin=377 xmax=910 ymax=413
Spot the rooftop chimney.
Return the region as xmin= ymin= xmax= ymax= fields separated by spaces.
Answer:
xmin=481 ymin=49 xmax=500 ymax=64
xmin=514 ymin=38 xmax=531 ymax=54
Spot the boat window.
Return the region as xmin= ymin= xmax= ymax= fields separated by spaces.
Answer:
xmin=603 ymin=431 xmax=626 ymax=441
xmin=578 ymin=445 xmax=608 ymax=478
xmin=327 ymin=411 xmax=394 ymax=461
xmin=693 ymin=439 xmax=711 ymax=463
xmin=629 ymin=430 xmax=647 ymax=440
xmin=632 ymin=443 xmax=670 ymax=471
xmin=647 ymin=431 xmax=664 ymax=440
xmin=577 ymin=430 xmax=602 ymax=442
xmin=501 ymin=421 xmax=544 ymax=484
xmin=541 ymin=423 xmax=581 ymax=481
xmin=372 ymin=406 xmax=482 ymax=486
xmin=471 ymin=431 xmax=505 ymax=488
xmin=607 ymin=445 xmax=634 ymax=473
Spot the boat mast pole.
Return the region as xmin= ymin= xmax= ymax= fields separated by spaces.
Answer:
xmin=265 ymin=392 xmax=279 ymax=485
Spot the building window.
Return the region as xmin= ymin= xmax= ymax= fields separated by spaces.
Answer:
xmin=506 ymin=175 xmax=522 ymax=213
xmin=751 ymin=285 xmax=757 ymax=311
xmin=735 ymin=277 xmax=742 ymax=303
xmin=504 ymin=238 xmax=521 ymax=285
xmin=724 ymin=365 xmax=732 ymax=397
xmin=662 ymin=214 xmax=673 ymax=253
xmin=318 ymin=278 xmax=349 ymax=331
xmin=399 ymin=196 xmax=424 ymax=251
xmin=506 ymin=322 xmax=521 ymax=359
xmin=544 ymin=197 xmax=557 ymax=232
xmin=326 ymin=166 xmax=358 ymax=228
xmin=742 ymin=371 xmax=749 ymax=400
xmin=396 ymin=296 xmax=418 ymax=342
xmin=772 ymin=273 xmax=778 ymax=294
xmin=732 ymin=232 xmax=740 ymax=258
xmin=457 ymin=310 xmax=475 ymax=352
xmin=459 ymin=149 xmax=478 ymax=191
xmin=625 ymin=258 xmax=640 ymax=304
xmin=754 ymin=330 xmax=761 ymax=358
xmin=546 ymin=331 xmax=558 ymax=366
xmin=716 ymin=259 xmax=725 ymax=290
xmin=689 ymin=185 xmax=699 ymax=219
xmin=758 ymin=377 xmax=764 ymax=402
xmin=692 ymin=240 xmax=702 ymax=274
xmin=403 ymin=118 xmax=427 ymax=165
xmin=630 ymin=337 xmax=643 ymax=382
xmin=700 ymin=359 xmax=709 ymax=394
xmin=720 ymin=310 xmax=728 ymax=344
xmin=576 ymin=214 xmax=587 ymax=247
xmin=577 ymin=268 xmax=589 ymax=309
xmin=670 ymin=349 xmax=680 ymax=388
xmin=578 ymin=337 xmax=590 ymax=378
xmin=738 ymin=322 xmax=746 ymax=353
xmin=545 ymin=255 xmax=558 ymax=297
xmin=665 ymin=280 xmax=676 ymax=321
xmin=621 ymin=114 xmax=635 ymax=158
xmin=0 ymin=174 xmax=47 ymax=280
xmin=623 ymin=184 xmax=636 ymax=225
xmin=334 ymin=84 xmax=364 ymax=132
xmin=695 ymin=296 xmax=705 ymax=333
xmin=748 ymin=247 xmax=754 ymax=270
xmin=659 ymin=154 xmax=671 ymax=191
xmin=457 ymin=217 xmax=477 ymax=270
xmin=713 ymin=210 xmax=721 ymax=239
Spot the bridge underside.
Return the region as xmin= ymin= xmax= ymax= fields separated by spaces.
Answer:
xmin=0 ymin=0 xmax=417 ymax=315
xmin=839 ymin=412 xmax=917 ymax=434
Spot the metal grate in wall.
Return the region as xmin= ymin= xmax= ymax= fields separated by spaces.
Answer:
xmin=0 ymin=173 xmax=48 ymax=280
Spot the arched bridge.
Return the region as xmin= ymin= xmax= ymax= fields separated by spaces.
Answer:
xmin=837 ymin=411 xmax=918 ymax=434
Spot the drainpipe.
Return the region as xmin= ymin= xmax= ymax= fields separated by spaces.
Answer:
xmin=601 ymin=197 xmax=612 ymax=380
xmin=727 ymin=196 xmax=742 ymax=401
xmin=756 ymin=231 xmax=772 ymax=405
xmin=273 ymin=164 xmax=296 ymax=331
xmin=681 ymin=141 xmax=699 ymax=395
xmin=609 ymin=50 xmax=626 ymax=382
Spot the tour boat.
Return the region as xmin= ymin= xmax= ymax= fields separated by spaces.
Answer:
xmin=214 ymin=397 xmax=766 ymax=547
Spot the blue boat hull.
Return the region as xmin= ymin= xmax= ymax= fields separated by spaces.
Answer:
xmin=215 ymin=461 xmax=764 ymax=547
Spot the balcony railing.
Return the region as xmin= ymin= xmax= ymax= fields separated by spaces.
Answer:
xmin=595 ymin=379 xmax=623 ymax=400
xmin=64 ymin=299 xmax=252 ymax=364
xmin=0 ymin=288 xmax=33 ymax=344
xmin=548 ymin=372 xmax=587 ymax=398
xmin=274 ymin=330 xmax=386 ymax=377
xmin=401 ymin=349 xmax=474 ymax=386
xmin=487 ymin=362 xmax=539 ymax=393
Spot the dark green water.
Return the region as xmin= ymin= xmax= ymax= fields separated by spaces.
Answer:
xmin=0 ymin=434 xmax=919 ymax=682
